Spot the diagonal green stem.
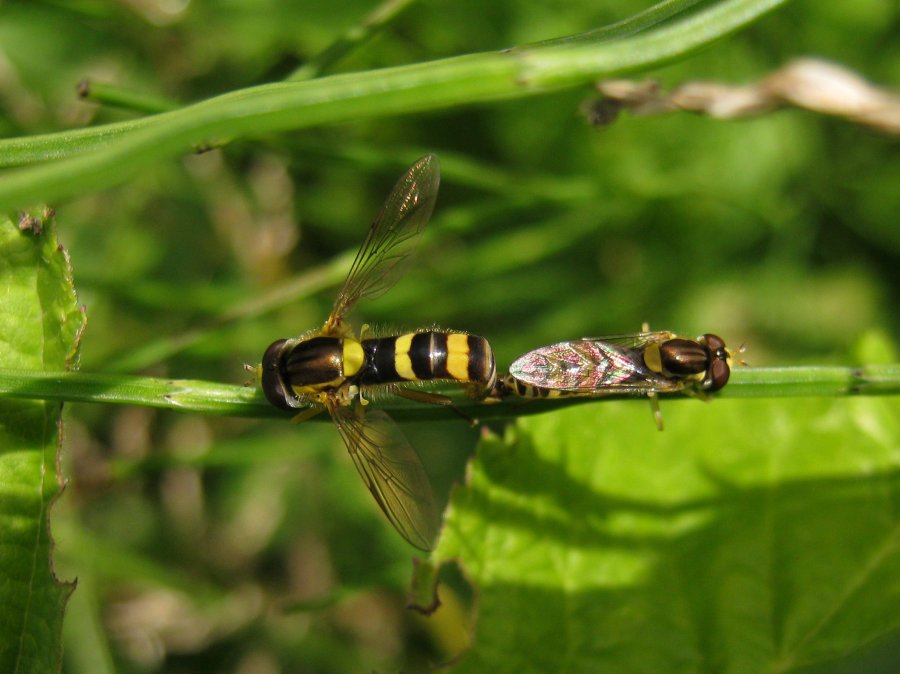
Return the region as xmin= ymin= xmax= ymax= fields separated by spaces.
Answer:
xmin=102 ymin=251 xmax=350 ymax=373
xmin=287 ymin=0 xmax=424 ymax=81
xmin=0 ymin=0 xmax=790 ymax=207
xmin=525 ymin=0 xmax=711 ymax=47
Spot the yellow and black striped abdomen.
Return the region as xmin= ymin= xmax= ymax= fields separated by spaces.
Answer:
xmin=357 ymin=331 xmax=495 ymax=388
xmin=498 ymin=374 xmax=571 ymax=399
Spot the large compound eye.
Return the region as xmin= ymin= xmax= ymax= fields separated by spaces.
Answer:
xmin=706 ymin=357 xmax=731 ymax=392
xmin=703 ymin=333 xmax=726 ymax=353
xmin=260 ymin=339 xmax=294 ymax=411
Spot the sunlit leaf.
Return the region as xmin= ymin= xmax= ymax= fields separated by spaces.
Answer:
xmin=0 ymin=217 xmax=83 ymax=672
xmin=435 ymin=397 xmax=900 ymax=673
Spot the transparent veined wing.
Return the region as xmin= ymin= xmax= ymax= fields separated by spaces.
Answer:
xmin=323 ymin=155 xmax=440 ymax=334
xmin=576 ymin=331 xmax=677 ymax=349
xmin=329 ymin=403 xmax=439 ymax=550
xmin=510 ymin=339 xmax=682 ymax=394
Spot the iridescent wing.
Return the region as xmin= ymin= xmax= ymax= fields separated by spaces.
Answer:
xmin=329 ymin=403 xmax=439 ymax=550
xmin=510 ymin=338 xmax=683 ymax=394
xmin=323 ymin=155 xmax=440 ymax=334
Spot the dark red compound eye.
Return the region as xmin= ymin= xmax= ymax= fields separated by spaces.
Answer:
xmin=260 ymin=339 xmax=294 ymax=411
xmin=706 ymin=357 xmax=731 ymax=392
xmin=703 ymin=334 xmax=726 ymax=352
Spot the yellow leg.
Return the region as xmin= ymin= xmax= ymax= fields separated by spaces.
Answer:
xmin=395 ymin=387 xmax=478 ymax=426
xmin=648 ymin=392 xmax=664 ymax=431
xmin=291 ymin=406 xmax=325 ymax=424
xmin=394 ymin=387 xmax=454 ymax=406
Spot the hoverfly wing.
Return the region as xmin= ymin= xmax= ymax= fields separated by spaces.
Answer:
xmin=324 ymin=155 xmax=441 ymax=334
xmin=577 ymin=331 xmax=675 ymax=349
xmin=510 ymin=339 xmax=679 ymax=393
xmin=330 ymin=404 xmax=439 ymax=551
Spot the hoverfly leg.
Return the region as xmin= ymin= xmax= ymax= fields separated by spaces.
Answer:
xmin=394 ymin=387 xmax=479 ymax=427
xmin=345 ymin=384 xmax=368 ymax=406
xmin=647 ymin=392 xmax=664 ymax=432
xmin=290 ymin=405 xmax=326 ymax=425
xmin=451 ymin=405 xmax=480 ymax=427
xmin=394 ymin=387 xmax=454 ymax=406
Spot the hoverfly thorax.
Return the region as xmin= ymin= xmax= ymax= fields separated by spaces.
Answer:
xmin=642 ymin=333 xmax=733 ymax=393
xmin=647 ymin=338 xmax=710 ymax=377
xmin=283 ymin=336 xmax=346 ymax=387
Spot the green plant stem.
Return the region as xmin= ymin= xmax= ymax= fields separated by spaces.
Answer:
xmin=0 ymin=118 xmax=155 ymax=168
xmin=77 ymin=80 xmax=178 ymax=114
xmin=527 ymin=0 xmax=710 ymax=46
xmin=723 ymin=365 xmax=900 ymax=397
xmin=287 ymin=0 xmax=423 ymax=81
xmin=0 ymin=364 xmax=895 ymax=421
xmin=0 ymin=370 xmax=274 ymax=417
xmin=0 ymin=0 xmax=789 ymax=207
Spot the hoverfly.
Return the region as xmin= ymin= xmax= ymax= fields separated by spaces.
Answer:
xmin=259 ymin=155 xmax=496 ymax=550
xmin=493 ymin=331 xmax=732 ymax=430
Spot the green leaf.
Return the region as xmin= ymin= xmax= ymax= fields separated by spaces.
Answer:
xmin=434 ymin=396 xmax=900 ymax=673
xmin=0 ymin=217 xmax=83 ymax=673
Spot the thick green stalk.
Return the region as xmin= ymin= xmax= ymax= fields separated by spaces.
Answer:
xmin=0 ymin=365 xmax=895 ymax=421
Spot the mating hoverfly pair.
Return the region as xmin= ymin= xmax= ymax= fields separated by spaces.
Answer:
xmin=259 ymin=155 xmax=734 ymax=550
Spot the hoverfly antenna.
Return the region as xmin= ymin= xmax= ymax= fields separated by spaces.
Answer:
xmin=737 ymin=342 xmax=749 ymax=368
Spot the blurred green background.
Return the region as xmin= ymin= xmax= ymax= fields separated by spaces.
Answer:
xmin=1 ymin=0 xmax=897 ymax=671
